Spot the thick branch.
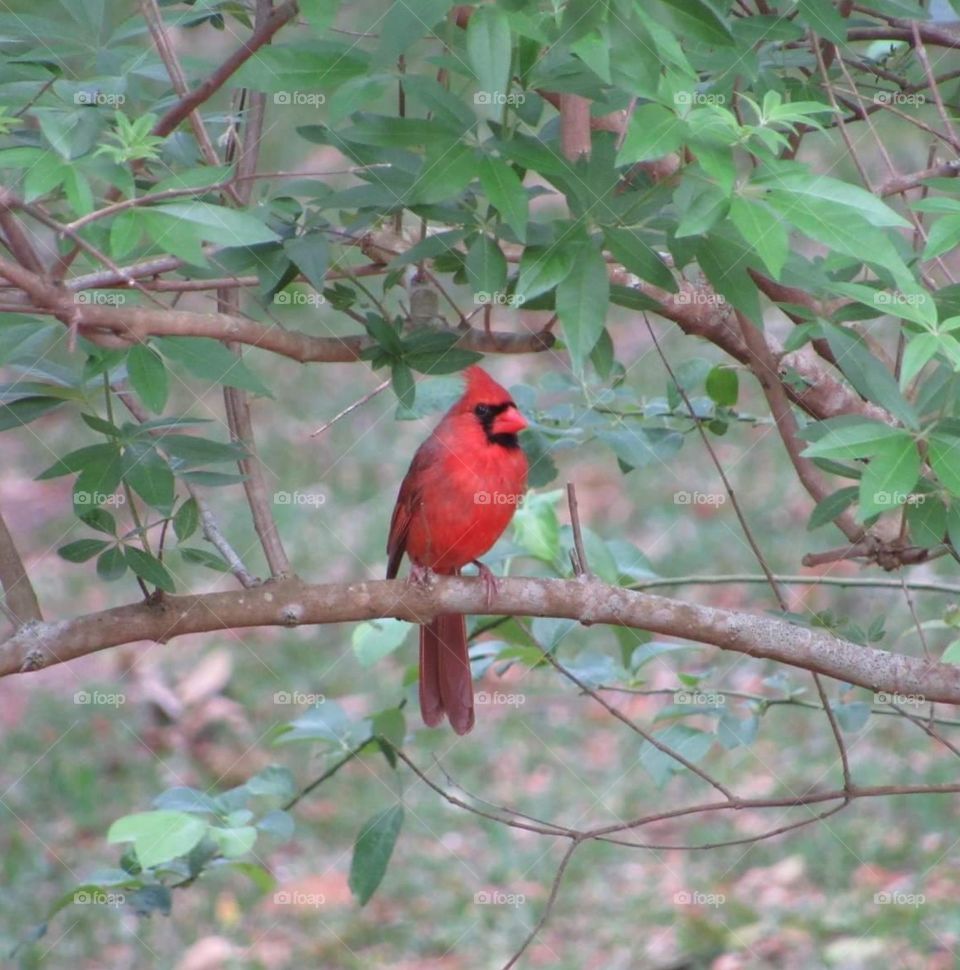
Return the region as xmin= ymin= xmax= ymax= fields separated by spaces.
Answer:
xmin=4 ymin=577 xmax=960 ymax=704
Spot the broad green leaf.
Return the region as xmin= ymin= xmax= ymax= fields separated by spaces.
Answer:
xmin=923 ymin=213 xmax=960 ymax=261
xmin=654 ymin=0 xmax=734 ymax=45
xmin=349 ymin=805 xmax=404 ymax=906
xmin=173 ymin=498 xmax=200 ymax=541
xmin=127 ymin=344 xmax=168 ymax=414
xmin=639 ymin=724 xmax=714 ymax=787
xmin=0 ymin=396 xmax=65 ymax=431
xmin=515 ymin=245 xmax=574 ymax=304
xmin=233 ymin=42 xmax=369 ymax=93
xmin=467 ymin=6 xmax=513 ymax=118
xmin=832 ymin=700 xmax=871 ymax=733
xmin=511 ymin=489 xmax=561 ymax=563
xmin=124 ymin=547 xmax=176 ymax=592
xmin=603 ymin=227 xmax=676 ymax=292
xmin=74 ymin=448 xmax=123 ymax=509
xmin=465 ymin=235 xmax=507 ymax=300
xmin=161 ymin=434 xmax=247 ymax=468
xmin=122 ymin=444 xmax=175 ymax=514
xmin=107 ymin=811 xmax=207 ymax=870
xmin=907 ymin=495 xmax=947 ymax=548
xmin=858 ymin=436 xmax=922 ymax=519
xmin=800 ymin=419 xmax=905 ymax=460
xmin=209 ymin=826 xmax=257 ymax=859
xmin=929 ymin=434 xmax=960 ymax=497
xmin=375 ymin=0 xmax=454 ymax=64
xmin=155 ymin=337 xmax=272 ymax=397
xmin=352 ymin=618 xmax=410 ymax=667
xmin=705 ymin=366 xmax=738 ymax=406
xmin=58 ymin=539 xmax=110 ymax=563
xmin=822 ymin=325 xmax=918 ymax=429
xmin=96 ymin=546 xmax=127 ymax=581
xmin=807 ymin=486 xmax=859 ymax=530
xmin=283 ymin=233 xmax=329 ymax=291
xmin=900 ymin=332 xmax=941 ymax=388
xmin=556 ymin=241 xmax=610 ymax=367
xmin=617 ymin=104 xmax=686 ymax=166
xmin=478 ymin=156 xmax=528 ymax=242
xmin=149 ymin=203 xmax=279 ymax=247
xmin=729 ymin=196 xmax=788 ymax=279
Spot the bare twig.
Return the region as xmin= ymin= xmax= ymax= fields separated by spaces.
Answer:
xmin=0 ymin=508 xmax=41 ymax=626
xmin=310 ymin=379 xmax=390 ymax=437
xmin=565 ymin=482 xmax=590 ymax=578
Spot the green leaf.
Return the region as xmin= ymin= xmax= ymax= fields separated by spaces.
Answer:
xmin=822 ymin=325 xmax=918 ymax=429
xmin=127 ymin=344 xmax=168 ymax=414
xmin=178 ymin=547 xmax=230 ymax=572
xmin=122 ymin=444 xmax=175 ymax=514
xmin=156 ymin=337 xmax=272 ymax=397
xmin=800 ymin=419 xmax=905 ymax=460
xmin=465 ymin=235 xmax=507 ymax=300
xmin=161 ymin=434 xmax=247 ymax=468
xmin=478 ymin=156 xmax=528 ymax=242
xmin=58 ymin=539 xmax=110 ymax=563
xmin=107 ymin=811 xmax=208 ymax=870
xmin=349 ymin=805 xmax=404 ymax=906
xmin=922 ymin=213 xmax=960 ymax=261
xmin=858 ymin=435 xmax=922 ymax=519
xmin=374 ymin=0 xmax=454 ymax=64
xmin=209 ymin=826 xmax=257 ymax=859
xmin=515 ymin=246 xmax=574 ymax=305
xmin=110 ymin=209 xmax=142 ymax=260
xmin=124 ymin=547 xmax=176 ymax=592
xmin=352 ymin=619 xmax=411 ymax=667
xmin=654 ymin=0 xmax=734 ymax=45
xmin=148 ymin=203 xmax=279 ymax=247
xmin=556 ymin=241 xmax=610 ymax=368
xmin=900 ymin=332 xmax=941 ymax=388
xmin=283 ymin=233 xmax=329 ymax=291
xmin=705 ymin=366 xmax=738 ymax=407
xmin=233 ymin=41 xmax=370 ymax=93
xmin=74 ymin=448 xmax=123 ymax=509
xmin=603 ymin=227 xmax=676 ymax=292
xmin=907 ymin=495 xmax=947 ymax=548
xmin=96 ymin=546 xmax=127 ymax=581
xmin=616 ymin=104 xmax=685 ymax=166
xmin=639 ymin=724 xmax=714 ymax=787
xmin=729 ymin=196 xmax=788 ymax=279
xmin=173 ymin=498 xmax=200 ymax=541
xmin=808 ymin=486 xmax=859 ymax=530
xmin=929 ymin=434 xmax=960 ymax=497
xmin=391 ymin=362 xmax=416 ymax=409
xmin=467 ymin=6 xmax=513 ymax=117
xmin=832 ymin=700 xmax=871 ymax=733
xmin=0 ymin=396 xmax=65 ymax=431
xmin=511 ymin=489 xmax=561 ymax=562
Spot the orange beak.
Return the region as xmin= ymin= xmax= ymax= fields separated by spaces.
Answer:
xmin=493 ymin=405 xmax=528 ymax=435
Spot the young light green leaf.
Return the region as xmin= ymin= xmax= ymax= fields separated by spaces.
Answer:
xmin=127 ymin=344 xmax=168 ymax=414
xmin=478 ymin=156 xmax=528 ymax=242
xmin=857 ymin=436 xmax=922 ymax=520
xmin=107 ymin=810 xmax=208 ymax=870
xmin=352 ymin=618 xmax=411 ymax=667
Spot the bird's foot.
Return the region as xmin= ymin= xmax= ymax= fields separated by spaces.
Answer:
xmin=408 ymin=563 xmax=434 ymax=588
xmin=472 ymin=560 xmax=500 ymax=608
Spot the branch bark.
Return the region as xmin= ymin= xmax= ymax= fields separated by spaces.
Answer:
xmin=4 ymin=576 xmax=960 ymax=704
xmin=0 ymin=508 xmax=41 ymax=626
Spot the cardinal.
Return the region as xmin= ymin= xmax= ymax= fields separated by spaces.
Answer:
xmin=386 ymin=366 xmax=529 ymax=734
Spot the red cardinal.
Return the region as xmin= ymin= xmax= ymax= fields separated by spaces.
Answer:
xmin=386 ymin=366 xmax=528 ymax=734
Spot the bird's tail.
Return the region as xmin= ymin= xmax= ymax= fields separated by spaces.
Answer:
xmin=419 ymin=614 xmax=474 ymax=735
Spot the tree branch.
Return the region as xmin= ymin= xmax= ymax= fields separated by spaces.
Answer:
xmin=0 ymin=507 xmax=41 ymax=626
xmin=4 ymin=577 xmax=960 ymax=704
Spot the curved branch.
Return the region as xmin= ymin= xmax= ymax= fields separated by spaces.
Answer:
xmin=4 ymin=576 xmax=960 ymax=704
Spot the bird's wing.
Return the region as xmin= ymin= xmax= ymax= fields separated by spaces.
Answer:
xmin=386 ymin=437 xmax=438 ymax=578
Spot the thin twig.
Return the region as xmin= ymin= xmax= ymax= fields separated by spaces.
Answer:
xmin=310 ymin=379 xmax=391 ymax=437
xmin=0 ymin=507 xmax=42 ymax=625
xmin=565 ymin=483 xmax=590 ymax=577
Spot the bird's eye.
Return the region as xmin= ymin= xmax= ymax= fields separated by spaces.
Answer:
xmin=474 ymin=404 xmax=494 ymax=420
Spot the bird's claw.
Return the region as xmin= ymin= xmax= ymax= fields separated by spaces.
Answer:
xmin=408 ymin=563 xmax=434 ymax=588
xmin=472 ymin=560 xmax=500 ymax=609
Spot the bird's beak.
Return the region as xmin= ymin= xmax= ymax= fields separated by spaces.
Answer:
xmin=493 ymin=405 xmax=528 ymax=435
